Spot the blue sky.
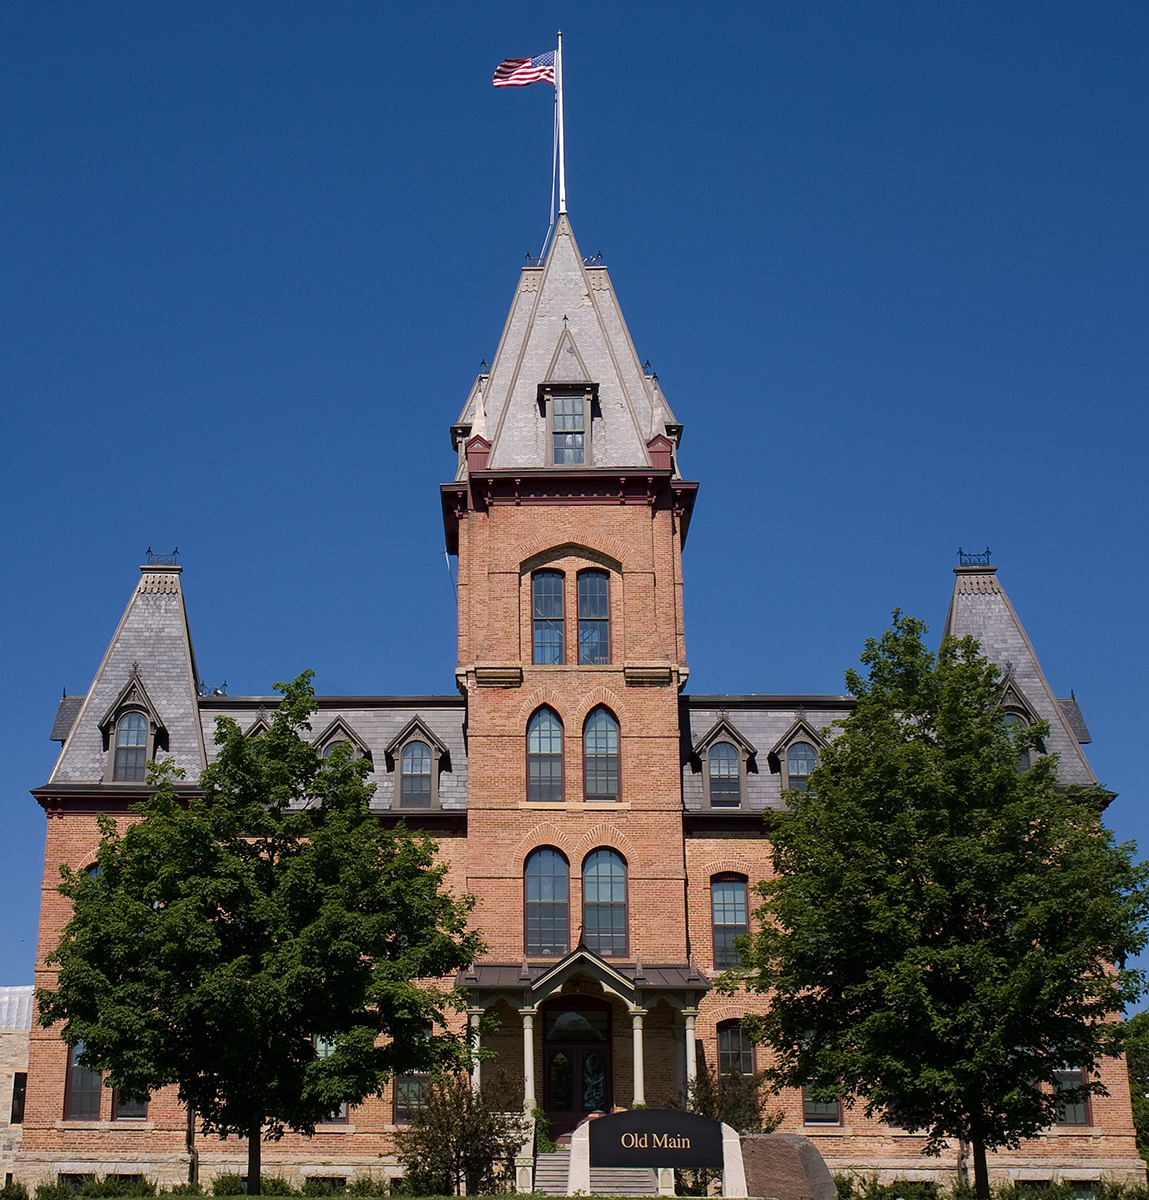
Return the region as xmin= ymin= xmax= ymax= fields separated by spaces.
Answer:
xmin=2 ymin=1 xmax=1147 ymax=985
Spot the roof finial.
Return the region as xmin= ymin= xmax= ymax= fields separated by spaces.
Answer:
xmin=957 ymin=547 xmax=992 ymax=567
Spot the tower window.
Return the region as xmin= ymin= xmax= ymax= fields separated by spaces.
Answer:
xmin=10 ymin=1072 xmax=26 ymax=1125
xmin=582 ymin=848 xmax=627 ymax=957
xmin=707 ymin=742 xmax=741 ymax=806
xmin=711 ymin=875 xmax=749 ymax=969
xmin=786 ymin=742 xmax=817 ymax=792
xmin=578 ymin=571 xmax=610 ymax=665
xmin=533 ymin=571 xmax=565 ymax=665
xmin=1055 ymin=1067 xmax=1091 ymax=1126
xmin=400 ymin=741 xmax=433 ymax=807
xmin=583 ymin=708 xmax=619 ymax=802
xmin=528 ymin=708 xmax=564 ymax=802
xmin=525 ymin=848 xmax=569 ymax=956
xmin=716 ymin=1021 xmax=754 ymax=1078
xmin=113 ymin=712 xmax=148 ymax=782
xmin=552 ymin=396 xmax=585 ymax=464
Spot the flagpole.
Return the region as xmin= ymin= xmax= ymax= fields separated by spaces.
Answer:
xmin=556 ymin=30 xmax=567 ymax=215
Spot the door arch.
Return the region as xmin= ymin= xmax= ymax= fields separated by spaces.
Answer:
xmin=541 ymin=995 xmax=613 ymax=1137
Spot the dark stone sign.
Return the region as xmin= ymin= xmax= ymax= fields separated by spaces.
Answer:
xmin=588 ymin=1109 xmax=724 ymax=1168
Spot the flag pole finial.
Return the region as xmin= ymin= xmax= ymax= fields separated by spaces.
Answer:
xmin=556 ymin=31 xmax=567 ymax=215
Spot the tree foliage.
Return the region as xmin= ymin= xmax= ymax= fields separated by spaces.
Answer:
xmin=1124 ymin=1009 xmax=1149 ymax=1161
xmin=38 ymin=673 xmax=482 ymax=1194
xmin=725 ymin=613 xmax=1149 ymax=1200
xmin=393 ymin=1072 xmax=529 ymax=1196
xmin=683 ymin=1056 xmax=781 ymax=1135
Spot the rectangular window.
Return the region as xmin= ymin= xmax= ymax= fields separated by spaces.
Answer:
xmin=577 ymin=572 xmax=610 ymax=665
xmin=533 ymin=572 xmax=565 ymax=664
xmin=552 ymin=396 xmax=585 ymax=464
xmin=64 ymin=1042 xmax=102 ymax=1121
xmin=711 ymin=878 xmax=749 ymax=969
xmin=111 ymin=1090 xmax=148 ymax=1120
xmin=717 ymin=1024 xmax=754 ymax=1077
xmin=314 ymin=1036 xmax=349 ymax=1123
xmin=1055 ymin=1068 xmax=1090 ymax=1126
xmin=10 ymin=1072 xmax=26 ymax=1124
xmin=394 ymin=1072 xmax=431 ymax=1125
xmin=802 ymin=1085 xmax=842 ymax=1124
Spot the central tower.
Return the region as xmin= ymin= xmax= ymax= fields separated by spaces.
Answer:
xmin=441 ymin=215 xmax=700 ymax=1120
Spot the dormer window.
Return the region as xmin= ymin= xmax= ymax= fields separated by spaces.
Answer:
xmin=113 ymin=712 xmax=148 ymax=782
xmin=786 ymin=743 xmax=817 ymax=792
xmin=693 ymin=718 xmax=757 ymax=810
xmin=100 ymin=672 xmax=165 ymax=785
xmin=552 ymin=396 xmax=585 ymax=464
xmin=385 ymin=718 xmax=450 ymax=810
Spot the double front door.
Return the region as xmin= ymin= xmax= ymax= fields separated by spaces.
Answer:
xmin=542 ymin=999 xmax=612 ymax=1137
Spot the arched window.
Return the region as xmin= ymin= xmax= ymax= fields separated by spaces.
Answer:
xmin=583 ymin=708 xmax=619 ymax=803
xmin=716 ymin=1021 xmax=754 ymax=1078
xmin=525 ymin=848 xmax=570 ymax=956
xmin=528 ymin=709 xmax=564 ymax=802
xmin=400 ymin=741 xmax=433 ymax=807
xmin=577 ymin=570 xmax=610 ymax=664
xmin=113 ymin=712 xmax=148 ymax=782
xmin=711 ymin=874 xmax=749 ymax=969
xmin=786 ymin=742 xmax=817 ymax=792
xmin=323 ymin=740 xmax=351 ymax=759
xmin=533 ymin=571 xmax=565 ymax=665
xmin=582 ymin=849 xmax=627 ymax=957
xmin=1002 ymin=712 xmax=1031 ymax=772
xmin=708 ymin=742 xmax=741 ymax=806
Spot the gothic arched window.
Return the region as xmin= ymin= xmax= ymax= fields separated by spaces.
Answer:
xmin=707 ymin=742 xmax=741 ymax=806
xmin=528 ymin=708 xmax=564 ymax=802
xmin=113 ymin=712 xmax=148 ymax=782
xmin=786 ymin=742 xmax=817 ymax=792
xmin=582 ymin=849 xmax=627 ymax=957
xmin=525 ymin=848 xmax=570 ymax=956
xmin=583 ymin=708 xmax=619 ymax=802
xmin=400 ymin=741 xmax=433 ymax=807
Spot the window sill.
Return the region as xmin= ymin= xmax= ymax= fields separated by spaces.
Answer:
xmin=56 ymin=1120 xmax=155 ymax=1131
xmin=520 ymin=801 xmax=631 ymax=812
xmin=801 ymin=1124 xmax=846 ymax=1135
xmin=312 ymin=1123 xmax=356 ymax=1134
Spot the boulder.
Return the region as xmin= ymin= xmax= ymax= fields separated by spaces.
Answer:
xmin=739 ymin=1133 xmax=837 ymax=1200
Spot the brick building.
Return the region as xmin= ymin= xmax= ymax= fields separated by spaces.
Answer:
xmin=18 ymin=214 xmax=1142 ymax=1191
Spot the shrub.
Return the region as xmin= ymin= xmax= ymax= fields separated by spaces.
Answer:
xmin=34 ymin=1185 xmax=74 ymax=1200
xmin=257 ymin=1180 xmax=296 ymax=1197
xmin=165 ymin=1186 xmax=204 ymax=1197
xmin=210 ymin=1177 xmax=244 ymax=1198
xmin=0 ymin=1183 xmax=30 ymax=1200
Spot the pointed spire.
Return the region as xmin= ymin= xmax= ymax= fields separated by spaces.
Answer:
xmin=943 ymin=555 xmax=1096 ymax=785
xmin=455 ymin=214 xmax=681 ymax=472
xmin=48 ymin=559 xmax=206 ymax=784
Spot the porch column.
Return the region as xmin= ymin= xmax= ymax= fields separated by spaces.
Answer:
xmin=469 ymin=1007 xmax=483 ymax=1094
xmin=683 ymin=1007 xmax=698 ymax=1086
xmin=631 ymin=1008 xmax=647 ymax=1107
xmin=521 ymin=1007 xmax=538 ymax=1110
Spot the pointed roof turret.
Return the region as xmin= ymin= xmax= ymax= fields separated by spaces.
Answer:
xmin=47 ymin=558 xmax=206 ymax=785
xmin=453 ymin=215 xmax=680 ymax=475
xmin=943 ymin=554 xmax=1096 ymax=786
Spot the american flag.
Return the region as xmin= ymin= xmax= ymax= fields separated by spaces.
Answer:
xmin=492 ymin=50 xmax=555 ymax=88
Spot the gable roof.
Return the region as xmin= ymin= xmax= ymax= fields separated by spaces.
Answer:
xmin=456 ymin=215 xmax=679 ymax=473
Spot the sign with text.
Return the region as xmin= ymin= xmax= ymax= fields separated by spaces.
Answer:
xmin=588 ymin=1109 xmax=724 ymax=1168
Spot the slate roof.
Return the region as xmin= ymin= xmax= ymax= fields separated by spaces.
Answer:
xmin=681 ymin=698 xmax=853 ymax=812
xmin=198 ymin=697 xmax=467 ymax=811
xmin=0 ymin=985 xmax=34 ymax=1031
xmin=49 ymin=565 xmax=206 ymax=784
xmin=456 ymin=215 xmax=678 ymax=476
xmin=943 ymin=565 xmax=1096 ymax=785
xmin=50 ymin=696 xmax=84 ymax=743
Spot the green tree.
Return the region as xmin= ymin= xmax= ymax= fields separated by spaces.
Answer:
xmin=38 ymin=673 xmax=482 ymax=1195
xmin=725 ymin=613 xmax=1148 ymax=1200
xmin=1124 ymin=1009 xmax=1149 ymax=1161
xmin=393 ymin=1071 xmax=529 ymax=1195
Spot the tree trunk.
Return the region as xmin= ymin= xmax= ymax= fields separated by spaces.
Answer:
xmin=248 ymin=1119 xmax=262 ymax=1196
xmin=972 ymin=1139 xmax=990 ymax=1200
xmin=185 ymin=1107 xmax=199 ymax=1185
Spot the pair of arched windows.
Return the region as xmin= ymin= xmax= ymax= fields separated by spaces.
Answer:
xmin=524 ymin=847 xmax=627 ymax=958
xmin=527 ymin=706 xmax=619 ymax=802
xmin=532 ymin=569 xmax=610 ymax=665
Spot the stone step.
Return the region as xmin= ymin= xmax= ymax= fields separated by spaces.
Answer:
xmin=534 ymin=1149 xmax=571 ymax=1195
xmin=589 ymin=1166 xmax=658 ymax=1196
